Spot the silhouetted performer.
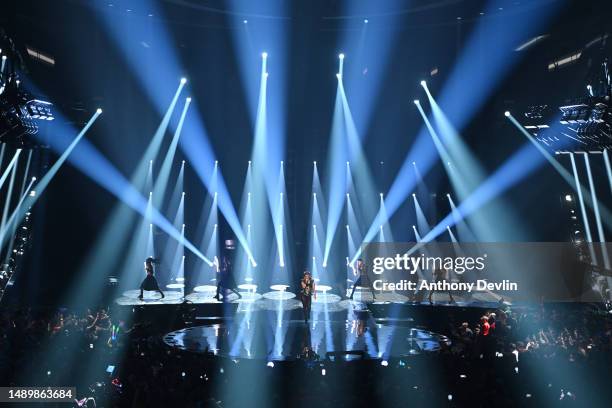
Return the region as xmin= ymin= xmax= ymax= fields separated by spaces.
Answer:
xmin=300 ymin=270 xmax=316 ymax=323
xmin=213 ymin=256 xmax=242 ymax=301
xmin=428 ymin=267 xmax=455 ymax=304
xmin=139 ymin=257 xmax=164 ymax=300
xmin=349 ymin=258 xmax=376 ymax=300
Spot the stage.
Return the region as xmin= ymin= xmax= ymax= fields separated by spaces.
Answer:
xmin=162 ymin=320 xmax=450 ymax=361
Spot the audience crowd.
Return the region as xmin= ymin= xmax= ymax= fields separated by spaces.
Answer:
xmin=0 ymin=303 xmax=611 ymax=407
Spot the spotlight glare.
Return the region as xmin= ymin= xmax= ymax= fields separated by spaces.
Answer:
xmin=180 ymin=77 xmax=187 ymax=84
xmin=339 ymin=53 xmax=345 ymax=60
xmin=186 ymin=97 xmax=192 ymax=103
xmin=322 ymin=262 xmax=327 ymax=268
xmin=96 ymin=108 xmax=103 ymax=114
xmin=413 ymin=99 xmax=420 ymax=105
xmin=420 ymin=80 xmax=426 ymax=87
xmin=243 ymin=19 xmax=248 ymax=24
xmin=364 ymin=19 xmax=369 ymax=24
xmin=262 ymin=52 xmax=268 ymax=59
xmin=313 ymin=161 xmax=317 ymax=166
xmin=504 ymin=111 xmax=511 ymax=117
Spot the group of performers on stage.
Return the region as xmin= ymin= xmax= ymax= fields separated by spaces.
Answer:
xmin=137 ymin=254 xmax=454 ymax=322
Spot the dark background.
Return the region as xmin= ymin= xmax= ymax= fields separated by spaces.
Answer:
xmin=1 ymin=0 xmax=611 ymax=305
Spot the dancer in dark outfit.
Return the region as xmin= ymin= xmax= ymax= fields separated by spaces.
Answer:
xmin=213 ymin=256 xmax=242 ymax=301
xmin=428 ymin=267 xmax=455 ymax=304
xmin=348 ymin=258 xmax=377 ymax=300
xmin=138 ymin=257 xmax=164 ymax=300
xmin=300 ymin=271 xmax=316 ymax=323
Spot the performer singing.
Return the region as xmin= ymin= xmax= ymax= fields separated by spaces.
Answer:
xmin=300 ymin=270 xmax=316 ymax=323
xmin=138 ymin=257 xmax=164 ymax=300
xmin=428 ymin=267 xmax=455 ymax=304
xmin=213 ymin=256 xmax=242 ymax=301
xmin=348 ymin=258 xmax=377 ymax=300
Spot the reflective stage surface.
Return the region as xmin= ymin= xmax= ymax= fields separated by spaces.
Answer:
xmin=163 ymin=319 xmax=450 ymax=361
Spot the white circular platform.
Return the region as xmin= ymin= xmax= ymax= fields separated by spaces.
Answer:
xmin=312 ymin=293 xmax=341 ymax=304
xmin=262 ymin=291 xmax=296 ymax=300
xmin=316 ymin=284 xmax=332 ymax=292
xmin=238 ymin=283 xmax=258 ymax=292
xmin=166 ymin=283 xmax=185 ymax=289
xmin=270 ymin=284 xmax=289 ymax=291
xmin=193 ymin=285 xmax=217 ymax=293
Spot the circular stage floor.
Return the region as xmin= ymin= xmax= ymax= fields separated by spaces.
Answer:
xmin=163 ymin=320 xmax=450 ymax=361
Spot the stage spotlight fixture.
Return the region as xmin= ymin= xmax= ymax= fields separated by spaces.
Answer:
xmin=565 ymin=194 xmax=572 ymax=202
xmin=364 ymin=19 xmax=369 ymax=23
xmin=0 ymin=78 xmax=56 ymax=145
xmin=413 ymin=99 xmax=420 ymax=105
xmin=381 ymin=360 xmax=388 ymax=367
xmin=186 ymin=97 xmax=192 ymax=103
xmin=379 ymin=193 xmax=383 ymax=198
xmin=339 ymin=53 xmax=345 ymax=60
xmin=420 ymin=80 xmax=426 ymax=87
xmin=243 ymin=19 xmax=248 ymax=24
xmin=180 ymin=77 xmax=187 ymax=84
xmin=504 ymin=111 xmax=511 ymax=117
xmin=262 ymin=52 xmax=268 ymax=59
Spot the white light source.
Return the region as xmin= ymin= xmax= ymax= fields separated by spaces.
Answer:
xmin=420 ymin=80 xmax=426 ymax=87
xmin=339 ymin=53 xmax=345 ymax=60
xmin=180 ymin=77 xmax=187 ymax=84
xmin=364 ymin=19 xmax=369 ymax=23
xmin=243 ymin=19 xmax=248 ymax=24
xmin=186 ymin=97 xmax=192 ymax=103
xmin=262 ymin=52 xmax=268 ymax=59
xmin=96 ymin=108 xmax=103 ymax=114
xmin=565 ymin=194 xmax=572 ymax=202
xmin=414 ymin=99 xmax=419 ymax=105
xmin=381 ymin=360 xmax=388 ymax=367
xmin=504 ymin=111 xmax=511 ymax=117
